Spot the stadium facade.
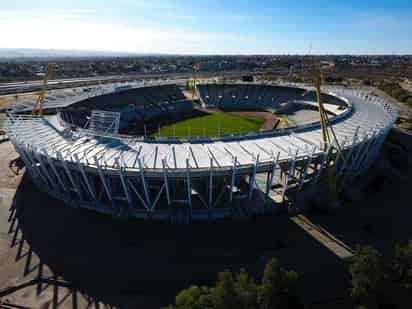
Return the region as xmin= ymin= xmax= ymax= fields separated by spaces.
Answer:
xmin=4 ymin=81 xmax=397 ymax=222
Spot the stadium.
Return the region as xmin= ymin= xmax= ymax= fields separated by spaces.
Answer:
xmin=4 ymin=81 xmax=397 ymax=222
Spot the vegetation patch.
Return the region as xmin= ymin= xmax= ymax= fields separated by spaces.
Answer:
xmin=378 ymin=81 xmax=412 ymax=108
xmin=163 ymin=258 xmax=302 ymax=309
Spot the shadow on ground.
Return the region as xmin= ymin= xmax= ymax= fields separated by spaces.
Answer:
xmin=4 ymin=173 xmax=350 ymax=309
xmin=2 ymin=129 xmax=412 ymax=309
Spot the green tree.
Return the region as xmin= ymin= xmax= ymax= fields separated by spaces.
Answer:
xmin=258 ymin=258 xmax=300 ymax=309
xmin=174 ymin=285 xmax=214 ymax=309
xmin=234 ymin=269 xmax=259 ymax=309
xmin=259 ymin=258 xmax=282 ymax=308
xmin=164 ymin=259 xmax=301 ymax=309
xmin=350 ymin=246 xmax=387 ymax=308
xmin=394 ymin=241 xmax=412 ymax=290
xmin=212 ymin=271 xmax=239 ymax=309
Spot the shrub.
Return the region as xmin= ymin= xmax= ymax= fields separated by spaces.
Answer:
xmin=164 ymin=258 xmax=301 ymax=309
xmin=173 ymin=285 xmax=214 ymax=309
xmin=259 ymin=258 xmax=300 ymax=309
xmin=350 ymin=246 xmax=387 ymax=308
xmin=394 ymin=241 xmax=412 ymax=290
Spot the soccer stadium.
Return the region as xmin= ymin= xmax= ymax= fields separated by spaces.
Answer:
xmin=4 ymin=81 xmax=397 ymax=222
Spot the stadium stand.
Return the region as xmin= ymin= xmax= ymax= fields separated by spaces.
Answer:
xmin=197 ymin=84 xmax=309 ymax=111
xmin=62 ymin=84 xmax=193 ymax=130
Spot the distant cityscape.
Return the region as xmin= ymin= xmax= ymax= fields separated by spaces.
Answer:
xmin=1 ymin=50 xmax=411 ymax=85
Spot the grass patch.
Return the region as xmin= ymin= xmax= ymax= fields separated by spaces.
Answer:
xmin=152 ymin=112 xmax=265 ymax=138
xmin=378 ymin=81 xmax=412 ymax=109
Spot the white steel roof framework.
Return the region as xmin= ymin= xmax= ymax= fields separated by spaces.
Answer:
xmin=5 ymin=84 xmax=398 ymax=222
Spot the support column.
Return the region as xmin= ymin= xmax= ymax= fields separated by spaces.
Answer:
xmin=138 ymin=158 xmax=151 ymax=211
xmin=313 ymin=146 xmax=332 ymax=185
xmin=298 ymin=146 xmax=316 ymax=191
xmin=75 ymin=154 xmax=97 ymax=201
xmin=229 ymin=157 xmax=237 ymax=203
xmin=58 ymin=151 xmax=82 ymax=200
xmin=248 ymin=155 xmax=259 ymax=200
xmin=162 ymin=159 xmax=171 ymax=208
xmin=208 ymin=158 xmax=213 ymax=209
xmin=186 ymin=158 xmax=192 ymax=221
xmin=266 ymin=152 xmax=280 ymax=196
xmin=115 ymin=157 xmax=132 ymax=208
xmin=93 ymin=156 xmax=114 ymax=206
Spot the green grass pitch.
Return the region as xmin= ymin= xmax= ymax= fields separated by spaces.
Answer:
xmin=152 ymin=112 xmax=265 ymax=138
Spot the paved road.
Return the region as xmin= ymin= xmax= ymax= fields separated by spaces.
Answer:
xmin=0 ymin=71 xmax=253 ymax=95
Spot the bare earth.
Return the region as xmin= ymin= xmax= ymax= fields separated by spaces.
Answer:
xmin=0 ymin=93 xmax=37 ymax=110
xmin=0 ymin=128 xmax=411 ymax=308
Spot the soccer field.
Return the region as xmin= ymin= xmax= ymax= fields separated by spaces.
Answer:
xmin=152 ymin=112 xmax=265 ymax=138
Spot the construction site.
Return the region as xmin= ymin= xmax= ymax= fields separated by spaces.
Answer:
xmin=0 ymin=61 xmax=411 ymax=308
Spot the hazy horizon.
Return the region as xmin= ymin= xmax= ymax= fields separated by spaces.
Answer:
xmin=1 ymin=48 xmax=411 ymax=59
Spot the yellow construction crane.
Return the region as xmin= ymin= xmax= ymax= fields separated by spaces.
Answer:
xmin=32 ymin=63 xmax=56 ymax=116
xmin=304 ymin=57 xmax=342 ymax=151
xmin=304 ymin=57 xmax=346 ymax=195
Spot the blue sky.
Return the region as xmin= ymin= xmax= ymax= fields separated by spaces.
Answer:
xmin=1 ymin=0 xmax=411 ymax=54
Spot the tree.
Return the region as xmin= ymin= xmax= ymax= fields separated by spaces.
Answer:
xmin=258 ymin=258 xmax=300 ymax=309
xmin=394 ymin=241 xmax=412 ymax=290
xmin=173 ymin=285 xmax=214 ymax=309
xmin=259 ymin=258 xmax=282 ymax=308
xmin=212 ymin=271 xmax=239 ymax=309
xmin=350 ymin=246 xmax=387 ymax=307
xmin=164 ymin=259 xmax=301 ymax=309
xmin=391 ymin=87 xmax=404 ymax=101
xmin=234 ymin=269 xmax=259 ymax=309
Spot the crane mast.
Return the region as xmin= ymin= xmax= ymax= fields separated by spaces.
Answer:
xmin=305 ymin=57 xmax=347 ymax=195
xmin=32 ymin=63 xmax=56 ymax=116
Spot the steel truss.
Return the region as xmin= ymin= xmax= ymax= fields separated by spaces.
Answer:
xmin=4 ymin=86 xmax=398 ymax=222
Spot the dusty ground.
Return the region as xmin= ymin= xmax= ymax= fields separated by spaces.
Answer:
xmin=225 ymin=111 xmax=279 ymax=130
xmin=275 ymin=114 xmax=297 ymax=129
xmin=0 ymin=128 xmax=411 ymax=308
xmin=400 ymin=81 xmax=412 ymax=94
xmin=0 ymin=93 xmax=37 ymax=110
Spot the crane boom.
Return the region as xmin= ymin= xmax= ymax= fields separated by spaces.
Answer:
xmin=32 ymin=63 xmax=56 ymax=116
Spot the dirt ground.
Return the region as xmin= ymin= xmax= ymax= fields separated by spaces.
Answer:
xmin=0 ymin=93 xmax=37 ymax=110
xmin=0 ymin=128 xmax=411 ymax=309
xmin=225 ymin=111 xmax=279 ymax=130
xmin=275 ymin=114 xmax=297 ymax=129
xmin=400 ymin=82 xmax=412 ymax=94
